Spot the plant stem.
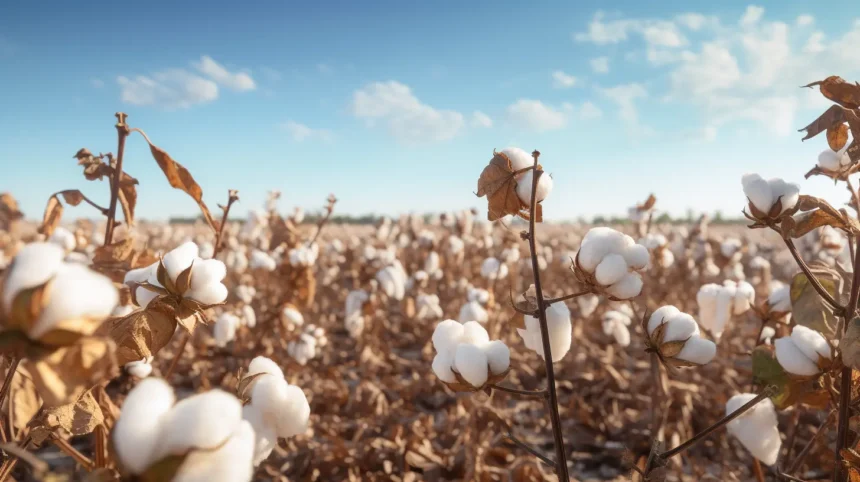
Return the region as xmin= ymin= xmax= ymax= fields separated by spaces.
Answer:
xmin=104 ymin=113 xmax=130 ymax=245
xmin=659 ymin=389 xmax=771 ymax=460
xmin=753 ymin=459 xmax=766 ymax=482
xmin=525 ymin=150 xmax=569 ymax=481
xmin=504 ymin=432 xmax=555 ymax=467
xmin=834 ymin=239 xmax=860 ymax=482
xmin=542 ymin=289 xmax=592 ymax=306
xmin=51 ymin=434 xmax=94 ymax=471
xmin=309 ymin=194 xmax=338 ymax=245
xmin=490 ymin=384 xmax=549 ymax=400
xmin=0 ymin=358 xmax=20 ymax=415
xmin=787 ymin=410 xmax=835 ymax=475
xmin=783 ymin=238 xmax=842 ymax=313
xmin=213 ymin=190 xmax=239 ymax=258
xmin=163 ymin=332 xmax=191 ymax=381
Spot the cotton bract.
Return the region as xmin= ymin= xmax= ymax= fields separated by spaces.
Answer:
xmin=431 ymin=319 xmax=510 ymax=389
xmin=646 ymin=305 xmax=716 ymax=367
xmin=774 ymin=325 xmax=831 ymax=376
xmin=575 ymin=227 xmax=648 ymax=299
xmin=517 ymin=302 xmax=571 ymax=362
xmin=726 ymin=393 xmax=781 ymax=466
xmin=112 ymin=378 xmax=255 ymax=481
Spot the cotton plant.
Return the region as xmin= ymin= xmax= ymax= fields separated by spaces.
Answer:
xmin=645 ymin=305 xmax=716 ymax=368
xmin=573 ymin=227 xmax=649 ymax=300
xmin=741 ymin=174 xmax=801 ymax=222
xmin=288 ymin=243 xmax=319 ymax=267
xmin=236 ymin=284 xmax=257 ymax=304
xmin=112 ymin=378 xmax=255 ymax=482
xmin=696 ymin=280 xmax=755 ymax=341
xmin=416 ymin=294 xmax=444 ymax=320
xmin=725 ymin=393 xmax=782 ymax=466
xmin=287 ymin=324 xmax=327 ymax=366
xmin=773 ymin=325 xmax=833 ymax=376
xmin=480 ymin=257 xmax=508 ymax=280
xmin=602 ymin=309 xmax=632 ymax=347
xmin=816 ymin=144 xmax=853 ymax=174
xmin=238 ymin=357 xmax=310 ymax=466
xmin=249 ymin=249 xmax=277 ymax=271
xmin=0 ymin=242 xmax=119 ymax=406
xmin=431 ymin=319 xmax=510 ymax=390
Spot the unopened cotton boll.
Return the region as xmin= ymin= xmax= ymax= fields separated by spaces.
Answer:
xmin=726 ymin=394 xmax=781 ymax=466
xmin=518 ymin=302 xmax=571 ymax=362
xmin=774 ymin=325 xmax=831 ymax=376
xmin=516 ymin=169 xmax=553 ymax=205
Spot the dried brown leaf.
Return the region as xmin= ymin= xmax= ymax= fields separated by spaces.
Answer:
xmin=805 ymin=76 xmax=860 ymax=109
xmin=145 ymin=140 xmax=217 ymax=231
xmin=26 ymin=337 xmax=118 ymax=408
xmin=41 ymin=390 xmax=104 ymax=437
xmin=799 ymin=104 xmax=848 ymax=141
xmin=829 ymin=123 xmax=851 ymax=151
xmin=39 ymin=195 xmax=63 ymax=237
xmin=477 ymin=152 xmax=527 ymax=221
xmin=107 ymin=300 xmax=177 ymax=366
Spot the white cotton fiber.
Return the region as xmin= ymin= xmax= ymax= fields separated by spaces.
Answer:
xmin=790 ymin=325 xmax=831 ymax=361
xmin=742 ymin=174 xmax=773 ymax=214
xmin=155 ymin=389 xmax=243 ymax=460
xmin=454 ymin=343 xmax=489 ymax=388
xmin=774 ymin=337 xmax=819 ymax=376
xmin=675 ymin=337 xmax=716 ymax=365
xmin=432 ymin=350 xmax=457 ymax=383
xmin=171 ymin=419 xmax=255 ymax=482
xmin=726 ymin=394 xmax=781 ymax=466
xmin=595 ymin=253 xmax=628 ymax=286
xmin=112 ymin=378 xmax=176 ymax=474
xmin=483 ymin=340 xmax=510 ymax=375
xmin=247 ymin=356 xmax=284 ymax=380
xmin=607 ymin=272 xmax=643 ymax=299
xmin=461 ymin=321 xmax=490 ymax=346
xmin=647 ymin=305 xmax=681 ymax=335
xmin=516 ymin=169 xmax=553 ymax=205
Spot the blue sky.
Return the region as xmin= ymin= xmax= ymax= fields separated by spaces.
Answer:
xmin=1 ymin=0 xmax=859 ymax=222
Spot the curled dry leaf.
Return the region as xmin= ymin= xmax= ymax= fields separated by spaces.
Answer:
xmin=25 ymin=336 xmax=118 ymax=408
xmin=828 ymin=123 xmax=851 ymax=151
xmin=637 ymin=194 xmax=657 ymax=211
xmin=38 ymin=190 xmax=92 ymax=236
xmin=142 ymin=134 xmax=217 ymax=232
xmin=804 ymin=76 xmax=860 ymax=109
xmin=31 ymin=390 xmax=105 ymax=444
xmin=476 ymin=151 xmax=533 ymax=222
xmin=92 ymin=238 xmax=158 ymax=283
xmin=800 ymin=105 xmax=848 ymax=142
xmin=10 ymin=364 xmax=41 ymax=432
xmin=105 ymin=299 xmax=177 ymax=366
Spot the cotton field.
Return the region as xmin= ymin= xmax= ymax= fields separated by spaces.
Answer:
xmin=0 ymin=78 xmax=859 ymax=482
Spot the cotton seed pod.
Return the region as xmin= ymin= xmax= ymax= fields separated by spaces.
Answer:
xmin=517 ymin=302 xmax=572 ymax=363
xmin=773 ymin=325 xmax=832 ymax=376
xmin=741 ymin=173 xmax=800 ymax=220
xmin=696 ymin=280 xmax=754 ymax=341
xmin=646 ymin=305 xmax=716 ymax=368
xmin=515 ymin=169 xmax=553 ymax=205
xmin=573 ymin=227 xmax=647 ymax=300
xmin=726 ymin=393 xmax=781 ymax=466
xmin=430 ymin=319 xmax=510 ymax=391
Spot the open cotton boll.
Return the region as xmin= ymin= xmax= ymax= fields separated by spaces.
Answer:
xmin=675 ymin=337 xmax=716 ymax=365
xmin=247 ymin=356 xmax=284 ymax=380
xmin=171 ymin=419 xmax=255 ymax=482
xmin=433 ymin=319 xmax=466 ymax=353
xmin=760 ymin=326 xmax=776 ymax=344
xmin=595 ymin=253 xmax=628 ymax=286
xmin=249 ymin=250 xmax=277 ymax=271
xmin=49 ymin=227 xmax=77 ymax=252
xmin=577 ymin=294 xmax=599 ymax=317
xmin=432 ymin=350 xmax=457 ymax=383
xmin=519 ymin=302 xmax=572 ymax=362
xmin=461 ymin=321 xmax=490 ymax=346
xmin=458 ymin=300 xmax=488 ymax=324
xmin=480 ymin=257 xmax=507 ymax=280
xmin=726 ymin=394 xmax=781 ymax=466
xmin=790 ymin=325 xmax=831 ymax=363
xmin=607 ymin=272 xmax=643 ymax=300
xmin=818 ymin=149 xmax=844 ymax=171
xmin=162 ymin=242 xmax=200 ymax=282
xmin=623 ymin=244 xmax=650 ymax=271
xmin=26 ymin=262 xmax=119 ymax=339
xmin=2 ymin=242 xmax=65 ymax=312
xmin=742 ymin=174 xmax=773 ymax=214
xmin=647 ymin=305 xmax=682 ymax=335
xmin=112 ymin=378 xmax=177 ymax=474
xmin=720 ymin=238 xmax=742 ymax=258
xmin=236 ymin=285 xmax=256 ymax=304
xmin=184 ymin=259 xmax=228 ymax=306
xmin=126 ymin=357 xmax=154 ymax=378
xmin=769 ymin=178 xmax=800 ymax=213
xmin=454 ymin=343 xmax=489 ymax=388
xmin=240 ymin=305 xmax=256 ymax=328
xmin=376 ymin=266 xmax=406 ymax=301
xmin=198 ymin=242 xmax=215 ymax=260
xmin=602 ymin=311 xmax=632 ymax=347
xmin=155 ymin=389 xmax=243 ymax=461
xmin=732 ymin=281 xmax=755 ymax=314
xmin=515 ymin=169 xmax=553 ymax=205
xmin=501 ymin=146 xmax=534 ymax=174
xmin=214 ymin=313 xmax=240 ymax=347
xmin=774 ymin=337 xmax=820 ymax=376
xmin=248 ymin=376 xmax=310 ymax=438
xmin=243 ymin=406 xmax=277 ymax=466
xmin=768 ymin=283 xmax=791 ymax=312
xmin=577 ymin=228 xmax=631 ymax=272
xmin=281 ymin=305 xmax=304 ymax=327
xmin=483 ymin=340 xmax=510 ymax=375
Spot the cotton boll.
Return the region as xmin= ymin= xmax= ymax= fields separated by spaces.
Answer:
xmin=726 ymin=394 xmax=781 ymax=466
xmin=454 ymin=344 xmax=489 ymax=388
xmin=28 ymin=263 xmax=119 ymax=339
xmin=483 ymin=340 xmax=510 ymax=375
xmin=243 ymin=406 xmax=277 ymax=466
xmin=49 ymin=227 xmax=77 ymax=252
xmin=595 ymin=253 xmax=628 ymax=286
xmin=281 ymin=306 xmax=304 ymax=327
xmin=623 ymin=244 xmax=650 ymax=270
xmin=249 ymin=250 xmax=277 ymax=271
xmin=461 ymin=321 xmax=490 ymax=346
xmin=675 ymin=337 xmax=716 ymax=365
xmin=521 ymin=302 xmax=572 ymax=362
xmin=501 ymin=147 xmax=534 ymax=173
xmin=516 ymin=169 xmax=553 ymax=205
xmin=577 ymin=294 xmax=599 ymax=317
xmin=607 ymin=272 xmax=643 ymax=300
xmin=171 ymin=419 xmax=255 ymax=482
xmin=432 ymin=350 xmax=457 ymax=383
xmin=774 ymin=337 xmax=820 ymax=376
xmin=214 ymin=313 xmax=239 ymax=347
xmin=198 ymin=242 xmax=215 ymax=260
xmin=162 ymin=242 xmax=199 ymax=282
xmin=433 ymin=320 xmax=465 ymax=352
xmin=696 ymin=284 xmax=720 ymax=333
xmin=662 ymin=313 xmax=701 ymax=342
xmin=790 ymin=325 xmax=831 ymax=362
xmin=125 ymin=357 xmax=154 ymax=378
xmin=742 ymin=174 xmax=773 ymax=214
xmin=2 ymin=242 xmax=65 ymax=312
xmin=577 ymin=228 xmax=630 ymax=272
xmin=156 ymin=389 xmax=243 ymax=460
xmin=819 ymin=149 xmax=842 ymax=171
xmin=241 ymin=305 xmax=256 ymax=328
xmin=185 ymin=259 xmax=228 ymax=306
xmin=769 ymin=178 xmax=800 ymax=214
xmin=647 ymin=305 xmax=682 ymax=335
xmin=767 ymin=284 xmax=790 ymax=313
xmin=458 ymin=300 xmax=488 ymax=324
xmin=602 ymin=311 xmax=631 ymax=347
xmin=732 ymin=281 xmax=755 ymax=314
xmin=760 ymin=326 xmax=776 ymax=344
xmin=247 ymin=356 xmax=284 ymax=380
xmin=113 ymin=378 xmax=176 ymax=474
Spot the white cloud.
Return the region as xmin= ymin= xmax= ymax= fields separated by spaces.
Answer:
xmin=796 ymin=14 xmax=814 ymax=27
xmin=194 ymin=56 xmax=256 ymax=91
xmin=90 ymin=78 xmax=105 ymax=88
xmin=803 ymin=32 xmax=825 ymax=54
xmin=599 ymin=84 xmax=647 ymax=126
xmin=591 ymin=57 xmax=610 ymax=74
xmin=642 ymin=21 xmax=687 ymax=47
xmin=670 ymin=43 xmax=741 ymax=96
xmin=471 ymin=111 xmax=493 ymax=128
xmin=117 ymin=70 xmax=219 ymax=109
xmin=741 ymin=22 xmax=790 ymax=88
xmin=279 ymin=121 xmax=333 ymax=142
xmin=574 ymin=11 xmax=637 ymax=44
xmin=675 ymin=13 xmax=710 ymax=31
xmin=506 ymin=100 xmax=568 ymax=132
xmin=575 ymin=12 xmax=689 ymax=48
xmin=578 ymin=101 xmax=603 ymax=120
xmin=552 ymin=70 xmax=577 ymax=89
xmin=709 ymin=95 xmax=797 ymax=136
xmin=351 ymin=81 xmax=465 ymax=143
xmin=701 ymin=126 xmax=718 ymax=142
xmin=740 ymin=6 xmax=765 ymax=27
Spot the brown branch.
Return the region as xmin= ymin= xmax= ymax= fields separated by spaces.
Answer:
xmin=504 ymin=432 xmax=555 ymax=467
xmin=787 ymin=410 xmax=835 ymax=475
xmin=490 ymin=384 xmax=549 ymax=400
xmin=542 ymin=289 xmax=592 ymax=306
xmin=525 ymin=150 xmax=569 ymax=481
xmin=104 ymin=112 xmax=130 ymax=245
xmin=835 ymin=239 xmax=860 ymax=482
xmin=213 ymin=190 xmax=239 ymax=259
xmin=309 ymin=194 xmax=338 ymax=245
xmin=0 ymin=358 xmax=20 ymax=417
xmin=51 ymin=434 xmax=94 ymax=471
xmin=163 ymin=332 xmax=191 ymax=381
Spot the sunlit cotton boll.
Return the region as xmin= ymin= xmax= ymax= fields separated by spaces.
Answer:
xmin=517 ymin=302 xmax=571 ymax=363
xmin=501 ymin=147 xmax=534 ymax=176
xmin=112 ymin=379 xmax=255 ymax=481
xmin=646 ymin=305 xmax=716 ymax=366
xmin=696 ymin=280 xmax=755 ymax=341
xmin=416 ymin=294 xmax=444 ymax=320
xmin=214 ymin=313 xmax=240 ymax=347
xmin=726 ymin=393 xmax=781 ymax=466
xmin=281 ymin=305 xmax=304 ymax=328
xmin=49 ymin=227 xmax=77 ymax=253
xmin=236 ymin=285 xmax=256 ymax=304
xmin=767 ymin=282 xmax=791 ymax=313
xmin=467 ymin=288 xmax=490 ymax=305
xmin=288 ymin=244 xmax=319 ymax=267
xmin=515 ymin=169 xmax=553 ymax=205
xmin=198 ymin=242 xmax=215 ymax=260
xmin=741 ymin=173 xmax=800 ymax=217
xmin=126 ymin=242 xmax=229 ymax=307
xmin=480 ymin=257 xmax=508 ymax=280
xmin=818 ymin=147 xmax=851 ymax=172
xmin=249 ymin=250 xmax=277 ymax=271
xmin=576 ymin=227 xmax=647 ymax=299
xmin=602 ymin=310 xmax=632 ymax=347
xmin=376 ymin=264 xmax=407 ymax=300
xmin=774 ymin=325 xmax=831 ymax=376
xmin=431 ymin=320 xmax=510 ymax=388
xmin=125 ymin=357 xmax=154 ymax=379
xmin=448 ymin=236 xmax=465 ymax=256
xmin=240 ymin=305 xmax=257 ymax=328
xmin=458 ymin=300 xmax=488 ymax=324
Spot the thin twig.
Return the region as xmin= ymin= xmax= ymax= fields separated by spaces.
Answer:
xmin=660 ymin=389 xmax=772 ymax=460
xmin=104 ymin=112 xmax=130 ymax=245
xmin=309 ymin=194 xmax=338 ymax=245
xmin=542 ymin=289 xmax=592 ymax=306
xmin=783 ymin=238 xmax=843 ymax=313
xmin=0 ymin=358 xmax=20 ymax=416
xmin=51 ymin=434 xmax=94 ymax=471
xmin=213 ymin=190 xmax=239 ymax=259
xmin=163 ymin=332 xmax=191 ymax=381
xmin=490 ymin=384 xmax=549 ymax=400
xmin=753 ymin=459 xmax=766 ymax=482
xmin=504 ymin=432 xmax=555 ymax=467
xmin=787 ymin=410 xmax=835 ymax=475
xmin=525 ymin=150 xmax=569 ymax=481
xmin=53 ymin=190 xmax=111 ymax=217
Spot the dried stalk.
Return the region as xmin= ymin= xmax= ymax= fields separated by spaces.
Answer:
xmin=833 ymin=230 xmax=860 ymax=482
xmin=0 ymin=358 xmax=20 ymax=420
xmin=525 ymin=151 xmax=569 ymax=481
xmin=104 ymin=112 xmax=130 ymax=245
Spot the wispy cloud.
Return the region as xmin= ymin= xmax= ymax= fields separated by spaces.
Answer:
xmin=590 ymin=57 xmax=610 ymax=74
xmin=551 ymin=70 xmax=578 ymax=89
xmin=506 ymin=99 xmax=568 ymax=132
xmin=471 ymin=111 xmax=493 ymax=128
xmin=279 ymin=121 xmax=333 ymax=142
xmin=194 ymin=55 xmax=256 ymax=91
